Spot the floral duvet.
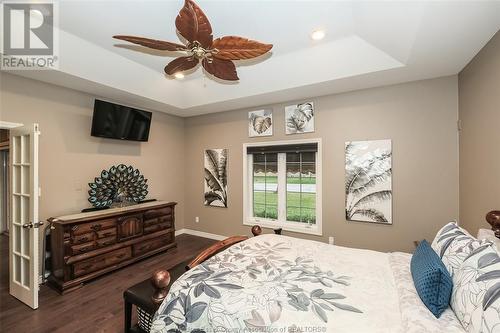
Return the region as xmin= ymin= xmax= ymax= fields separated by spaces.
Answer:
xmin=151 ymin=234 xmax=464 ymax=333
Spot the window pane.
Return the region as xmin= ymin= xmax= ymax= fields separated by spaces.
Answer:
xmin=286 ymin=152 xmax=300 ymax=163
xmin=286 ymin=152 xmax=316 ymax=224
xmin=254 ymin=204 xmax=266 ymax=218
xmin=302 ymin=152 xmax=315 ymax=163
xmin=302 ymin=192 xmax=316 ymax=209
xmin=253 ymin=153 xmax=278 ymax=220
xmin=286 ymin=191 xmax=301 ymax=222
xmin=301 ymin=208 xmax=316 ymax=224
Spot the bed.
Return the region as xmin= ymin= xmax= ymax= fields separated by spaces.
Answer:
xmin=148 ymin=228 xmax=467 ymax=333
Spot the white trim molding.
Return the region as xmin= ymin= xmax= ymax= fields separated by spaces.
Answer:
xmin=0 ymin=121 xmax=23 ymax=129
xmin=175 ymin=228 xmax=227 ymax=241
xmin=242 ymin=138 xmax=323 ymax=236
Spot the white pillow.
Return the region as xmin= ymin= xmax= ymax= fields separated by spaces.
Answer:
xmin=451 ymin=244 xmax=500 ymax=332
xmin=431 ymin=221 xmax=489 ymax=277
xmin=478 ymin=228 xmax=500 ymax=251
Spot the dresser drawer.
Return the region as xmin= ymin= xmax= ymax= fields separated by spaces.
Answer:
xmin=70 ymin=241 xmax=96 ymax=255
xmin=143 ymin=221 xmax=171 ymax=235
xmin=96 ymin=228 xmax=116 ymax=239
xmin=133 ymin=233 xmax=173 ymax=257
xmin=143 ymin=207 xmax=172 ymax=219
xmin=71 ymin=218 xmax=116 ymax=236
xmin=96 ymin=236 xmax=116 ymax=248
xmin=71 ymin=232 xmax=94 ymax=245
xmin=144 ymin=215 xmax=173 ymax=228
xmin=73 ymin=247 xmax=131 ymax=277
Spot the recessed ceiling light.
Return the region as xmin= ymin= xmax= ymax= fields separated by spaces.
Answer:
xmin=174 ymin=72 xmax=184 ymax=79
xmin=311 ymin=30 xmax=326 ymax=41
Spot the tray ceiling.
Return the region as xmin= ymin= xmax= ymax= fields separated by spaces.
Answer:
xmin=7 ymin=1 xmax=500 ymax=117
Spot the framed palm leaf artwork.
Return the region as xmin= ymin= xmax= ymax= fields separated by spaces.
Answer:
xmin=204 ymin=148 xmax=228 ymax=208
xmin=248 ymin=110 xmax=273 ymax=137
xmin=345 ymin=140 xmax=392 ymax=224
xmin=285 ymin=102 xmax=314 ymax=134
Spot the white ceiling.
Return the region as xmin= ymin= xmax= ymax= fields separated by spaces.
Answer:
xmin=8 ymin=0 xmax=500 ymax=117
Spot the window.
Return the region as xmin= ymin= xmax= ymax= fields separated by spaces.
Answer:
xmin=243 ymin=139 xmax=322 ymax=235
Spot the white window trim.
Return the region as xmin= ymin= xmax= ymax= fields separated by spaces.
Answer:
xmin=242 ymin=138 xmax=322 ymax=236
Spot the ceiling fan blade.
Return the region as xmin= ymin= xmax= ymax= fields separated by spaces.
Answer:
xmin=164 ymin=56 xmax=199 ymax=75
xmin=175 ymin=0 xmax=213 ymax=48
xmin=202 ymin=58 xmax=239 ymax=81
xmin=113 ymin=35 xmax=187 ymax=51
xmin=213 ymin=36 xmax=273 ymax=61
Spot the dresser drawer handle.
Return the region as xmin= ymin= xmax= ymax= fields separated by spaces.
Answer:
xmin=77 ymin=236 xmax=89 ymax=243
xmin=100 ymin=240 xmax=115 ymax=247
xmin=80 ymin=264 xmax=93 ymax=271
xmin=91 ymin=224 xmax=102 ymax=231
xmin=100 ymin=231 xmax=114 ymax=237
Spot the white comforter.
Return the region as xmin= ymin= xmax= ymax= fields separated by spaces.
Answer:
xmin=151 ymin=234 xmax=465 ymax=333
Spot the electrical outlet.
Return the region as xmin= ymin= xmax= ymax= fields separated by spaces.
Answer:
xmin=328 ymin=236 xmax=334 ymax=245
xmin=195 ymin=216 xmax=200 ymax=223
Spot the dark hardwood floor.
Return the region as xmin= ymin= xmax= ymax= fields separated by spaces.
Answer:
xmin=0 ymin=234 xmax=215 ymax=333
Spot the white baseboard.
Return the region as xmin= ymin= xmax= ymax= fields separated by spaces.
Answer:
xmin=175 ymin=228 xmax=227 ymax=241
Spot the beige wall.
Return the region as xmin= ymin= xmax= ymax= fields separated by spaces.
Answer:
xmin=0 ymin=72 xmax=461 ymax=255
xmin=459 ymin=31 xmax=500 ymax=235
xmin=0 ymin=73 xmax=186 ymax=231
xmin=184 ymin=76 xmax=460 ymax=253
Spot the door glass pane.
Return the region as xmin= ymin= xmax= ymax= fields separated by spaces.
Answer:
xmin=21 ymin=197 xmax=29 ymax=224
xmin=286 ymin=152 xmax=316 ymax=224
xmin=14 ymin=255 xmax=21 ymax=283
xmin=22 ymin=135 xmax=30 ymax=164
xmin=253 ymin=153 xmax=278 ymax=220
xmin=22 ymin=257 xmax=30 ymax=287
xmin=22 ymin=166 xmax=30 ymax=195
xmin=12 ymin=196 xmax=20 ymax=224
xmin=13 ymin=166 xmax=20 ymax=194
xmin=13 ymin=136 xmax=21 ymax=164
xmin=22 ymin=226 xmax=29 ymax=256
xmin=14 ymin=225 xmax=21 ymax=253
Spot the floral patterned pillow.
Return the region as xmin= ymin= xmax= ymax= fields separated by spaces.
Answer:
xmin=451 ymin=244 xmax=500 ymax=332
xmin=431 ymin=222 xmax=488 ymax=277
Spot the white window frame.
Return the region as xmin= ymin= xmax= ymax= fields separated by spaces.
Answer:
xmin=243 ymin=138 xmax=322 ymax=236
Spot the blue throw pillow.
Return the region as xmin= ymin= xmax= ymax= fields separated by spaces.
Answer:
xmin=410 ymin=240 xmax=453 ymax=318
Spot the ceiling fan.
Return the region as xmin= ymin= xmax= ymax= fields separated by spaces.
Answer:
xmin=113 ymin=0 xmax=273 ymax=81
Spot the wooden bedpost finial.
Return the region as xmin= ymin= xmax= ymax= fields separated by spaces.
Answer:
xmin=486 ymin=211 xmax=500 ymax=239
xmin=151 ymin=269 xmax=171 ymax=305
xmin=251 ymin=225 xmax=262 ymax=236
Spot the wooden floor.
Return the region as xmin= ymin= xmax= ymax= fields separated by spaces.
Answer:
xmin=0 ymin=234 xmax=215 ymax=333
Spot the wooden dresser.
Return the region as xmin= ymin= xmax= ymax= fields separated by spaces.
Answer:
xmin=48 ymin=201 xmax=177 ymax=294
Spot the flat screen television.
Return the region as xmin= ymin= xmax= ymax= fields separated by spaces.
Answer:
xmin=91 ymin=100 xmax=152 ymax=142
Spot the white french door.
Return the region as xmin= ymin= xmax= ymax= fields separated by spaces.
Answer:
xmin=9 ymin=124 xmax=40 ymax=309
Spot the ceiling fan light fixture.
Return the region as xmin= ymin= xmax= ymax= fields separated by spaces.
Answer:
xmin=311 ymin=29 xmax=326 ymax=41
xmin=112 ymin=0 xmax=273 ymax=82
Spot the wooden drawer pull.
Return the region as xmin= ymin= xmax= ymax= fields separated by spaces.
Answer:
xmin=100 ymin=232 xmax=114 ymax=237
xmin=100 ymin=240 xmax=115 ymax=247
xmin=91 ymin=224 xmax=102 ymax=231
xmin=80 ymin=264 xmax=93 ymax=271
xmin=78 ymin=236 xmax=89 ymax=242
